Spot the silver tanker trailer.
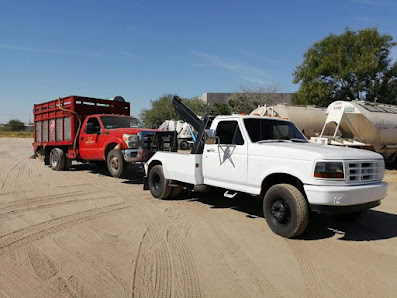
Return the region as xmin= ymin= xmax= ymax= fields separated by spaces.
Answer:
xmin=311 ymin=101 xmax=397 ymax=164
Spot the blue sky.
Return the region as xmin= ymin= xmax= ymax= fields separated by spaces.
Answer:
xmin=1 ymin=0 xmax=396 ymax=123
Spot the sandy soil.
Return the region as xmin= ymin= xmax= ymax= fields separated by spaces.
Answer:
xmin=0 ymin=138 xmax=396 ymax=297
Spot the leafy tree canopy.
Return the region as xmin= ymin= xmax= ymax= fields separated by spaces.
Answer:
xmin=139 ymin=94 xmax=210 ymax=128
xmin=3 ymin=119 xmax=25 ymax=131
xmin=293 ymin=28 xmax=397 ymax=107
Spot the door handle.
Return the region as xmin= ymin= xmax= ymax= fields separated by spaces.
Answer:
xmin=207 ymin=149 xmax=215 ymax=152
xmin=81 ymin=137 xmax=84 ymax=141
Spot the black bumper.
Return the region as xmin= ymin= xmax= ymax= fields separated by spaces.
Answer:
xmin=310 ymin=200 xmax=381 ymax=214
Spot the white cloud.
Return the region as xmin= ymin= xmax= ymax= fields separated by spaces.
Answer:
xmin=191 ymin=51 xmax=271 ymax=81
xmin=0 ymin=44 xmax=101 ymax=57
xmin=240 ymin=76 xmax=266 ymax=85
xmin=352 ymin=16 xmax=378 ymax=24
xmin=352 ymin=0 xmax=375 ymax=5
xmin=121 ymin=51 xmax=138 ymax=58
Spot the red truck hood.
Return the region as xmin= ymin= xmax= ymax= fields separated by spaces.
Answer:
xmin=103 ymin=128 xmax=162 ymax=135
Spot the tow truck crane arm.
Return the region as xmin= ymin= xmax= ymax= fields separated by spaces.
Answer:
xmin=171 ymin=95 xmax=213 ymax=154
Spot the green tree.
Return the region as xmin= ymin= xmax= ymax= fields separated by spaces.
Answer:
xmin=209 ymin=102 xmax=232 ymax=116
xmin=139 ymin=94 xmax=209 ymax=128
xmin=4 ymin=119 xmax=25 ymax=131
xmin=293 ymin=28 xmax=397 ymax=107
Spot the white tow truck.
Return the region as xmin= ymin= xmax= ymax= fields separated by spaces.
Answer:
xmin=144 ymin=96 xmax=388 ymax=238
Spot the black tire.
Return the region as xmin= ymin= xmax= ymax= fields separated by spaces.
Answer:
xmin=107 ymin=149 xmax=128 ymax=178
xmin=49 ymin=148 xmax=65 ymax=171
xmin=148 ymin=165 xmax=172 ymax=199
xmin=64 ymin=157 xmax=72 ymax=170
xmin=263 ymin=184 xmax=309 ymax=238
xmin=180 ymin=141 xmax=189 ymax=150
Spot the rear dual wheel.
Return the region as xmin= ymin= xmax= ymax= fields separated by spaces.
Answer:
xmin=148 ymin=165 xmax=183 ymax=199
xmin=50 ymin=148 xmax=72 ymax=171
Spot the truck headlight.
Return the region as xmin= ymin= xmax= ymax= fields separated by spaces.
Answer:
xmin=314 ymin=162 xmax=344 ymax=179
xmin=123 ymin=134 xmax=139 ymax=148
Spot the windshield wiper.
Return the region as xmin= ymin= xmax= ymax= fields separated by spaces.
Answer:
xmin=290 ymin=138 xmax=308 ymax=143
xmin=257 ymin=139 xmax=290 ymax=143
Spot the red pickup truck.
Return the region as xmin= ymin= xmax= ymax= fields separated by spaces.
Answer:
xmin=33 ymin=95 xmax=162 ymax=178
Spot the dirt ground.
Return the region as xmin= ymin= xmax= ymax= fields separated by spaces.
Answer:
xmin=0 ymin=138 xmax=396 ymax=297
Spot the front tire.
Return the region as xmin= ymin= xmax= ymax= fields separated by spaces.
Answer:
xmin=148 ymin=165 xmax=172 ymax=199
xmin=263 ymin=184 xmax=309 ymax=238
xmin=107 ymin=149 xmax=128 ymax=178
xmin=49 ymin=148 xmax=65 ymax=171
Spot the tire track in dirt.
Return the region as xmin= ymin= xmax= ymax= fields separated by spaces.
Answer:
xmin=131 ymin=221 xmax=173 ymax=298
xmin=1 ymin=156 xmax=27 ymax=189
xmin=159 ymin=198 xmax=280 ymax=297
xmin=285 ymin=240 xmax=323 ymax=297
xmin=0 ymin=190 xmax=90 ymax=209
xmin=0 ymin=254 xmax=61 ymax=298
xmin=73 ymin=177 xmax=203 ymax=298
xmin=0 ymin=202 xmax=129 ymax=255
xmin=0 ymin=193 xmax=118 ymax=218
xmin=210 ymin=224 xmax=281 ymax=297
xmin=27 ymin=245 xmax=80 ymax=297
xmin=133 ymin=200 xmax=202 ymax=298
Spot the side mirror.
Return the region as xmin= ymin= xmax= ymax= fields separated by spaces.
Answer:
xmin=205 ymin=129 xmax=218 ymax=144
xmin=205 ymin=129 xmax=215 ymax=138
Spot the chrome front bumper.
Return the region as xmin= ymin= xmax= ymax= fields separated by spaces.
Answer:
xmin=123 ymin=149 xmax=151 ymax=163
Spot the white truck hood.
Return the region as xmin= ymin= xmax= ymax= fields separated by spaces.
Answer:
xmin=250 ymin=142 xmax=383 ymax=161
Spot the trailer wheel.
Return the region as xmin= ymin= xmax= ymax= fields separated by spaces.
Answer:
xmin=107 ymin=149 xmax=128 ymax=178
xmin=148 ymin=165 xmax=172 ymax=199
xmin=49 ymin=148 xmax=65 ymax=171
xmin=263 ymin=184 xmax=309 ymax=238
xmin=180 ymin=141 xmax=189 ymax=150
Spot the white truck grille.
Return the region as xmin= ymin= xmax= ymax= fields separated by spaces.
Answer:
xmin=346 ymin=160 xmax=384 ymax=183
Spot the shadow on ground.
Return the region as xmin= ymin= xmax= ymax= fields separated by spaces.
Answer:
xmin=67 ymin=163 xmax=397 ymax=241
xmin=68 ymin=162 xmax=144 ymax=184
xmin=188 ymin=191 xmax=397 ymax=242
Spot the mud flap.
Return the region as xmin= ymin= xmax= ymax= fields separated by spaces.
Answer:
xmin=143 ymin=176 xmax=149 ymax=190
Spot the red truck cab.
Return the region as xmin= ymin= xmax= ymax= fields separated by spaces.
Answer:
xmin=34 ymin=95 xmax=160 ymax=178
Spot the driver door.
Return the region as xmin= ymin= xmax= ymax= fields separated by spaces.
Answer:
xmin=79 ymin=116 xmax=105 ymax=160
xmin=203 ymin=120 xmax=248 ymax=192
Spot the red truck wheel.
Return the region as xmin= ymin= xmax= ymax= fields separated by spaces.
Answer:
xmin=107 ymin=149 xmax=128 ymax=178
xmin=49 ymin=148 xmax=65 ymax=171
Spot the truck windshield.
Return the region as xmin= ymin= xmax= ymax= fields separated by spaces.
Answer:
xmin=100 ymin=116 xmax=144 ymax=129
xmin=244 ymin=118 xmax=307 ymax=143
